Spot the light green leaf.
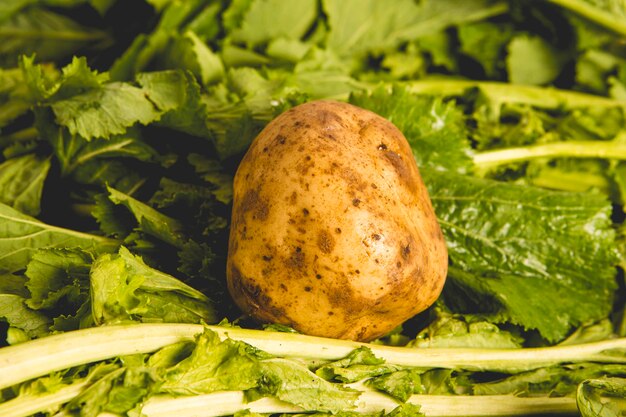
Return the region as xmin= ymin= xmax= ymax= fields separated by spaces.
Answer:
xmin=161 ymin=328 xmax=267 ymax=395
xmin=316 ymin=347 xmax=398 ymax=383
xmin=506 ymin=35 xmax=565 ymax=85
xmin=252 ymin=358 xmax=359 ymax=412
xmin=228 ymin=0 xmax=317 ymax=47
xmin=323 ymin=0 xmax=507 ymax=58
xmin=51 ymin=82 xmax=160 ymax=140
xmin=90 ymin=247 xmax=215 ymax=325
xmin=410 ymin=308 xmax=522 ymax=349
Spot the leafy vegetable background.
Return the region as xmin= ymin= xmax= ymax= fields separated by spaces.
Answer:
xmin=3 ymin=0 xmax=626 ymax=415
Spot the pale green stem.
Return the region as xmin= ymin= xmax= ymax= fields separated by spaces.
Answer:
xmin=405 ymin=79 xmax=625 ymax=109
xmin=2 ymin=324 xmax=626 ymax=391
xmin=0 ymin=29 xmax=108 ymax=42
xmin=547 ymin=0 xmax=626 ymax=37
xmin=0 ymin=380 xmax=88 ymax=417
xmin=473 ymin=140 xmax=626 ymax=169
xmin=137 ymin=388 xmax=579 ymax=417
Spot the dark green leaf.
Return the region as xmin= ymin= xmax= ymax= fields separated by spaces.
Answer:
xmin=0 ymin=153 xmax=50 ymax=216
xmin=428 ymin=170 xmax=618 ymax=341
xmin=0 ymin=7 xmax=108 ymax=67
xmin=0 ymin=294 xmax=50 ymax=339
xmin=0 ymin=202 xmax=118 ymax=273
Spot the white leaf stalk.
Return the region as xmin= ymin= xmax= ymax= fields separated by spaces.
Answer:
xmin=1 ymin=324 xmax=626 ymax=392
xmin=137 ymin=387 xmax=579 ymax=417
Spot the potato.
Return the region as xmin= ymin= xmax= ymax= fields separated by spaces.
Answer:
xmin=227 ymin=100 xmax=448 ymax=342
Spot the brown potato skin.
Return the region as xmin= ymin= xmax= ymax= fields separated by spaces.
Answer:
xmin=227 ymin=100 xmax=448 ymax=342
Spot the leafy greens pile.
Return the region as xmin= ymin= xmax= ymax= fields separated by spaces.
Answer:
xmin=1 ymin=0 xmax=626 ymax=416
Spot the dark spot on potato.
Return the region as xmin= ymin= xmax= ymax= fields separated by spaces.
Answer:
xmin=328 ymin=311 xmax=334 ymax=316
xmin=302 ymin=208 xmax=310 ymax=216
xmin=402 ymin=243 xmax=411 ymax=259
xmin=378 ymin=143 xmax=388 ymax=151
xmin=305 ymin=155 xmax=312 ymax=161
xmin=372 ymin=233 xmax=381 ymax=240
xmin=285 ymin=247 xmax=305 ymax=269
xmin=262 ymin=255 xmax=273 ymax=261
xmin=316 ymin=274 xmax=322 ymax=279
xmin=240 ymin=190 xmax=269 ymax=221
xmin=396 ymin=261 xmax=402 ymax=268
xmin=288 ymin=218 xmax=296 ymax=224
xmin=280 ymin=283 xmax=288 ymax=291
xmin=383 ymin=150 xmax=418 ymax=191
xmin=276 ymin=134 xmax=287 ymax=144
xmin=355 ymin=269 xmax=360 ymax=274
xmin=371 ymin=183 xmax=378 ymax=189
xmin=263 ymin=147 xmax=268 ymax=152
xmin=294 ymin=120 xmax=303 ymax=127
xmin=304 ymin=286 xmax=312 ymax=292
xmin=335 ymin=227 xmax=342 ymax=234
xmin=297 ymin=227 xmax=306 ymax=234
xmin=317 ymin=230 xmax=335 ymax=254
xmin=352 ymin=198 xmax=361 ymax=207
xmin=356 ymin=327 xmax=368 ymax=340
xmin=289 ymin=191 xmax=298 ymax=205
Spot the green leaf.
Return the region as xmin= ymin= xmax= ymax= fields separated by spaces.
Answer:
xmin=410 ymin=307 xmax=522 ymax=348
xmin=0 ymin=202 xmax=118 ymax=273
xmin=506 ymin=34 xmax=565 ymax=85
xmin=458 ymin=21 xmax=514 ymax=78
xmin=476 ymin=364 xmax=626 ymax=397
xmin=316 ymin=347 xmax=399 ymax=383
xmin=0 ymin=294 xmax=51 ymax=338
xmin=0 ymin=294 xmax=50 ymax=339
xmin=187 ymin=154 xmax=234 ymax=205
xmin=51 ymin=82 xmax=160 ymax=140
xmin=0 ymin=67 xmax=32 ymax=127
xmin=0 ymin=7 xmax=109 ymax=66
xmin=24 ymin=248 xmax=92 ymax=310
xmin=106 ymin=186 xmax=186 ymax=248
xmin=0 ymin=153 xmax=50 ymax=216
xmin=367 ymin=368 xmax=424 ymax=402
xmin=428 ymin=170 xmax=618 ymax=341
xmin=323 ymin=0 xmax=507 ymax=58
xmin=577 ymin=378 xmax=626 ymax=417
xmin=227 ymin=0 xmax=318 ymax=47
xmin=160 ymin=328 xmax=268 ymax=395
xmin=90 ymin=247 xmax=215 ymax=325
xmin=164 ymin=31 xmax=224 ymax=86
xmin=252 ymin=358 xmax=359 ymax=412
xmin=136 ymin=69 xmax=213 ymax=139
